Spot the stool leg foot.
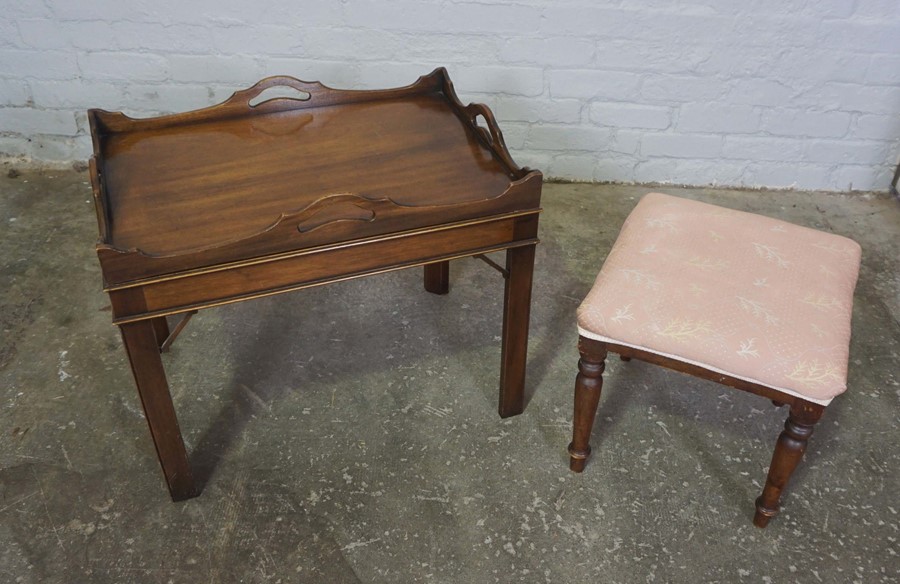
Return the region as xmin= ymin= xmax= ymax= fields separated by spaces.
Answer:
xmin=568 ymin=337 xmax=607 ymax=472
xmin=619 ymin=355 xmax=632 ymax=362
xmin=753 ymin=401 xmax=824 ymax=527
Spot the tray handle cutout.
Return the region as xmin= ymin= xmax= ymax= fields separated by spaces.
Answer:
xmin=232 ymin=76 xmax=328 ymax=114
xmin=249 ymin=85 xmax=312 ymax=108
xmin=466 ymin=103 xmax=505 ymax=151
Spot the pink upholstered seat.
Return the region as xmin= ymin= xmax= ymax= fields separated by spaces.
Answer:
xmin=577 ymin=193 xmax=861 ymax=405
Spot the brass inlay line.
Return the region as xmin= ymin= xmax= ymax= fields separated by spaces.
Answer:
xmin=111 ymin=239 xmax=539 ymax=326
xmin=104 ymin=209 xmax=541 ymax=292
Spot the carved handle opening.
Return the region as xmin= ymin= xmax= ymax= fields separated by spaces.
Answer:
xmin=233 ymin=76 xmax=326 ymax=114
xmin=473 ymin=113 xmax=494 ymax=146
xmin=466 ymin=103 xmax=506 ymax=152
xmin=249 ymin=86 xmax=312 ymax=108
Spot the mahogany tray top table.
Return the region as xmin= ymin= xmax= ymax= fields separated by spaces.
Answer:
xmin=88 ymin=67 xmax=542 ymax=501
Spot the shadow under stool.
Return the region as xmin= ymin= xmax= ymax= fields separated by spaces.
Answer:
xmin=568 ymin=192 xmax=861 ymax=527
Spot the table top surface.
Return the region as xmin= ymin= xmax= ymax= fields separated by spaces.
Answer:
xmin=89 ymin=69 xmax=542 ymax=285
xmin=102 ymin=93 xmax=514 ymax=256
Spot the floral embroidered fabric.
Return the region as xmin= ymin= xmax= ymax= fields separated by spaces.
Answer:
xmin=577 ymin=192 xmax=861 ymax=405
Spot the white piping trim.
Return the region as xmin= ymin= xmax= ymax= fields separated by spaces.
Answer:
xmin=577 ymin=326 xmax=835 ymax=407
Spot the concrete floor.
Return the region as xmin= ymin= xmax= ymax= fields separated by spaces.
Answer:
xmin=1 ymin=168 xmax=898 ymax=584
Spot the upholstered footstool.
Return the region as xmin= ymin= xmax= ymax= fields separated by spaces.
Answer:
xmin=569 ymin=192 xmax=861 ymax=527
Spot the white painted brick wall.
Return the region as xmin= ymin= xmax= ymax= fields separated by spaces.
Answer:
xmin=1 ymin=0 xmax=898 ymax=190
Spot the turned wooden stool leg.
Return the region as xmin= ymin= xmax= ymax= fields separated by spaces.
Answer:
xmin=151 ymin=316 xmax=170 ymax=352
xmin=120 ymin=320 xmax=198 ymax=501
xmin=568 ymin=337 xmax=608 ymax=472
xmin=498 ymin=244 xmax=535 ymax=418
xmin=753 ymin=400 xmax=824 ymax=527
xmin=424 ymin=261 xmax=450 ymax=295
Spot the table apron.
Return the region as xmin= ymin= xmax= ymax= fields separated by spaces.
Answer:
xmin=109 ymin=213 xmax=538 ymax=324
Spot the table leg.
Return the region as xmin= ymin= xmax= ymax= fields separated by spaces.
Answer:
xmin=120 ymin=320 xmax=198 ymax=501
xmin=424 ymin=261 xmax=450 ymax=294
xmin=498 ymin=244 xmax=535 ymax=418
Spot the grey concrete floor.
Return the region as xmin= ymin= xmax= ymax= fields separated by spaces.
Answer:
xmin=1 ymin=168 xmax=898 ymax=584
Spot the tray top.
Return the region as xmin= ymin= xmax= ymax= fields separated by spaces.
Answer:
xmin=96 ymin=87 xmax=519 ymax=257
